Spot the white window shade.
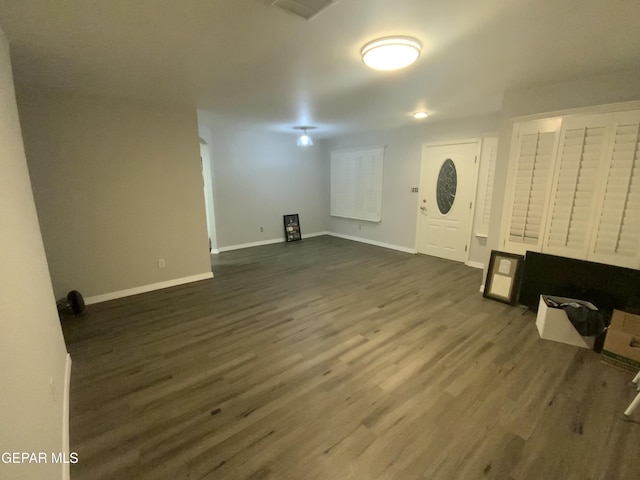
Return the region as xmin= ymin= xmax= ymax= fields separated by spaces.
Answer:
xmin=503 ymin=118 xmax=561 ymax=254
xmin=502 ymin=107 xmax=640 ymax=270
xmin=590 ymin=110 xmax=640 ymax=267
xmin=543 ymin=114 xmax=611 ymax=258
xmin=330 ymin=147 xmax=384 ymax=222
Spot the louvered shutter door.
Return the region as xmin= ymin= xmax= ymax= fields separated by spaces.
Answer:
xmin=482 ymin=140 xmax=497 ymax=228
xmin=473 ymin=137 xmax=498 ymax=237
xmin=543 ymin=114 xmax=611 ymax=259
xmin=589 ymin=110 xmax=640 ymax=268
xmin=503 ymin=118 xmax=561 ymax=254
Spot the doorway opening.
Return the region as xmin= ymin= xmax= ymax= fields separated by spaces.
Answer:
xmin=200 ymin=139 xmax=218 ymax=254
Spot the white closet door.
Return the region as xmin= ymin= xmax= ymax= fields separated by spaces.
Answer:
xmin=503 ymin=118 xmax=561 ymax=255
xmin=589 ymin=110 xmax=640 ymax=268
xmin=543 ymin=113 xmax=612 ymax=259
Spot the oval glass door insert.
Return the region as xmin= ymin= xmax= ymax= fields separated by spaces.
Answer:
xmin=436 ymin=158 xmax=457 ymax=214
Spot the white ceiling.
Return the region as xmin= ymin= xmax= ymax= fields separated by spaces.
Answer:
xmin=0 ymin=0 xmax=638 ymax=139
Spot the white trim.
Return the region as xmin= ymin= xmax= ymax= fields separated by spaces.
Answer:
xmin=466 ymin=260 xmax=485 ymax=269
xmin=327 ymin=232 xmax=417 ymax=254
xmin=421 ymin=138 xmax=483 ymax=148
xmin=330 ymin=213 xmax=382 ymax=223
xmin=210 ymin=248 xmax=219 ymax=254
xmin=330 ymin=145 xmax=386 ymax=154
xmin=510 ymin=100 xmax=640 ymax=124
xmin=84 ymin=272 xmax=214 ymax=305
xmin=218 ymin=238 xmax=283 ymax=252
xmin=62 ymin=353 xmax=72 ymax=480
xmin=303 ymin=231 xmax=329 ymax=239
xmin=479 ymin=284 xmax=485 ymax=293
xmin=217 ymin=232 xmax=329 ymax=252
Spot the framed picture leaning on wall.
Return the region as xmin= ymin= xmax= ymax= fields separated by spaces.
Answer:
xmin=483 ymin=250 xmax=524 ymax=305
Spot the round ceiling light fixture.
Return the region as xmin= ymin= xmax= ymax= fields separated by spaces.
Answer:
xmin=293 ymin=126 xmax=317 ymax=147
xmin=413 ymin=111 xmax=429 ymax=119
xmin=361 ymin=36 xmax=421 ymax=71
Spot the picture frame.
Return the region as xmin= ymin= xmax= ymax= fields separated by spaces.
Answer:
xmin=483 ymin=250 xmax=524 ymax=305
xmin=283 ymin=214 xmax=301 ymax=242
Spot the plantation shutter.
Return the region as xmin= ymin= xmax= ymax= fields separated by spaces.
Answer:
xmin=330 ymin=147 xmax=384 ymax=222
xmin=589 ymin=110 xmax=640 ymax=268
xmin=473 ymin=137 xmax=498 ymax=237
xmin=504 ymin=118 xmax=561 ymax=254
xmin=543 ymin=114 xmax=611 ymax=259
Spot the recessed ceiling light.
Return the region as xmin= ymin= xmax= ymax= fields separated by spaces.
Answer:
xmin=413 ymin=111 xmax=429 ymax=119
xmin=361 ymin=36 xmax=421 ymax=71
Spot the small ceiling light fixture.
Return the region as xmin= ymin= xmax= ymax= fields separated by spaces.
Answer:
xmin=361 ymin=36 xmax=422 ymax=71
xmin=294 ymin=126 xmax=316 ymax=147
xmin=413 ymin=111 xmax=429 ymax=119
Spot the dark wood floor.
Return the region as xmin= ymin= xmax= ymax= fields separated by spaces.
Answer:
xmin=61 ymin=236 xmax=640 ymax=480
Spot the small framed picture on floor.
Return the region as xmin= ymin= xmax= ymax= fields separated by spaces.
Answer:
xmin=483 ymin=250 xmax=524 ymax=305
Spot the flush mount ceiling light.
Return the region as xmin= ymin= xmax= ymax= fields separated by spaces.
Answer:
xmin=413 ymin=111 xmax=429 ymax=119
xmin=361 ymin=36 xmax=421 ymax=71
xmin=293 ymin=126 xmax=316 ymax=147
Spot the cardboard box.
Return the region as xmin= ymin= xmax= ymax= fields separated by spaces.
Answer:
xmin=602 ymin=310 xmax=640 ymax=371
xmin=536 ymin=295 xmax=597 ymax=349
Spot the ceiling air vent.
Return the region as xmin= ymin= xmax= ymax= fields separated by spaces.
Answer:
xmin=267 ymin=0 xmax=336 ymax=20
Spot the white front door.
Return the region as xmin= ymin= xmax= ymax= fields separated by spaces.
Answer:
xmin=416 ymin=141 xmax=478 ymax=262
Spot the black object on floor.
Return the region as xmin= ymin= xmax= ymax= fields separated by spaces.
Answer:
xmin=57 ymin=290 xmax=85 ymax=315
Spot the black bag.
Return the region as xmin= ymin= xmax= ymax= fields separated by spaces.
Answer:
xmin=561 ymin=304 xmax=610 ymax=337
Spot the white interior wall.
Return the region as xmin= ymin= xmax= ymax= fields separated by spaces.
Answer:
xmin=17 ymin=90 xmax=212 ymax=302
xmin=326 ymin=114 xmax=499 ymax=266
xmin=197 ymin=121 xmax=329 ymax=250
xmin=0 ymin=26 xmax=69 ymax=480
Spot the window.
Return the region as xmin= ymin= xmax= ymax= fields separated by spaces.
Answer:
xmin=543 ymin=114 xmax=611 ymax=259
xmin=590 ymin=110 xmax=640 ymax=267
xmin=502 ymin=108 xmax=640 ymax=269
xmin=330 ymin=147 xmax=384 ymax=222
xmin=503 ymin=118 xmax=561 ymax=254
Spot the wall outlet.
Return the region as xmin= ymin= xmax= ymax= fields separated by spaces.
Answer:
xmin=260 ymin=226 xmax=263 ymax=232
xmin=358 ymin=224 xmax=362 ymax=230
xmin=158 ymin=258 xmax=166 ymax=268
xmin=49 ymin=376 xmax=56 ymax=400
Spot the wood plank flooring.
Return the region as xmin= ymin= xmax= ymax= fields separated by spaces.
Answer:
xmin=61 ymin=236 xmax=640 ymax=479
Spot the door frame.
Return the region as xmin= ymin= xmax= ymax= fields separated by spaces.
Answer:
xmin=414 ymin=138 xmax=482 ymax=265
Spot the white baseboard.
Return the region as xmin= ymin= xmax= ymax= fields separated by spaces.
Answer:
xmin=84 ymin=272 xmax=214 ymax=305
xmin=62 ymin=353 xmax=72 ymax=480
xmin=327 ymin=232 xmax=417 ymax=254
xmin=466 ymin=260 xmax=485 ymax=270
xmin=218 ymin=232 xmax=328 ymax=252
xmin=218 ymin=238 xmax=284 ymax=252
xmin=211 ymin=248 xmax=219 ymax=254
xmin=303 ymin=231 xmax=329 ymax=239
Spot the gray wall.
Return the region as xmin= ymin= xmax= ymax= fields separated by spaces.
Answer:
xmin=326 ymin=114 xmax=499 ymax=266
xmin=487 ymin=69 xmax=640 ymax=274
xmin=198 ymin=121 xmax=329 ymax=249
xmin=17 ymin=90 xmax=212 ymax=300
xmin=0 ymin=27 xmax=69 ymax=480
